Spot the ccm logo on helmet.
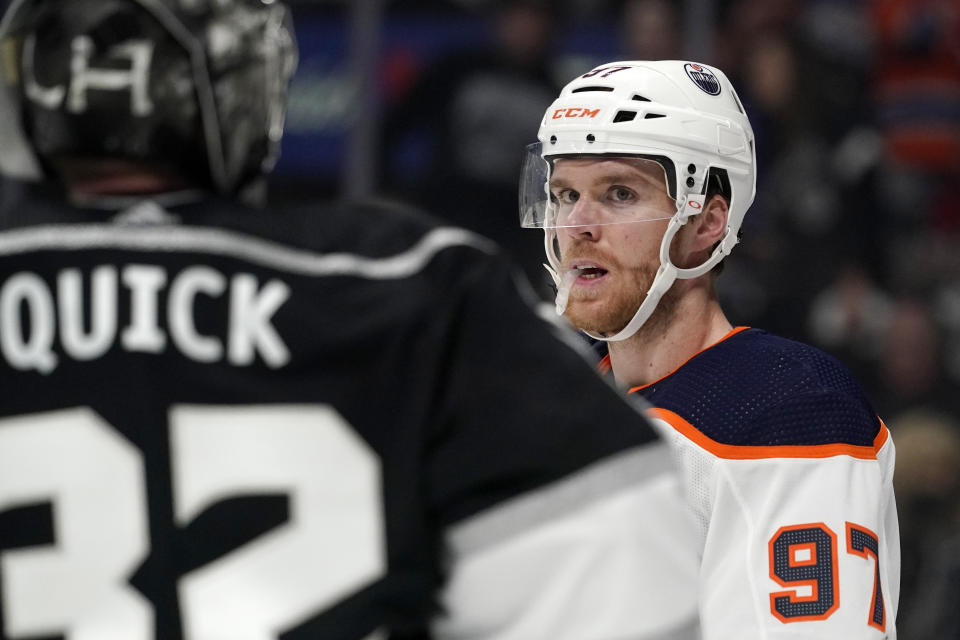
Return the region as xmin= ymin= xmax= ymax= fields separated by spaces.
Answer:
xmin=684 ymin=63 xmax=721 ymax=96
xmin=552 ymin=107 xmax=601 ymax=119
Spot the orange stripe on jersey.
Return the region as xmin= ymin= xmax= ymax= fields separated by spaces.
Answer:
xmin=649 ymin=407 xmax=889 ymax=460
xmin=597 ymin=353 xmax=612 ymax=376
xmin=873 ymin=419 xmax=889 ymax=451
xmin=626 ymin=326 xmax=751 ymax=393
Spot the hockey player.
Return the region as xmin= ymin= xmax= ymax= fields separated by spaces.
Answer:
xmin=0 ymin=4 xmax=699 ymax=639
xmin=520 ymin=60 xmax=900 ymax=638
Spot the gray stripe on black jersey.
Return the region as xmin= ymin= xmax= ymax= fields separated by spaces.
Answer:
xmin=446 ymin=443 xmax=675 ymax=557
xmin=0 ymin=224 xmax=495 ymax=279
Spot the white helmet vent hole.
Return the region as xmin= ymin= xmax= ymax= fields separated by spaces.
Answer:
xmin=613 ymin=111 xmax=637 ymax=123
xmin=644 ymin=113 xmax=666 ymax=119
xmin=632 ymin=95 xmax=651 ymax=101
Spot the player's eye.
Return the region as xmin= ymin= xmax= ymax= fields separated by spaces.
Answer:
xmin=609 ymin=187 xmax=636 ymax=203
xmin=553 ymin=189 xmax=579 ymax=205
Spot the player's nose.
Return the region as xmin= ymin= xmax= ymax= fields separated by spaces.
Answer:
xmin=560 ymin=199 xmax=603 ymax=239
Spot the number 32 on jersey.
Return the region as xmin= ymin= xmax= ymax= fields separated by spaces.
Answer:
xmin=769 ymin=522 xmax=886 ymax=631
xmin=0 ymin=406 xmax=385 ymax=640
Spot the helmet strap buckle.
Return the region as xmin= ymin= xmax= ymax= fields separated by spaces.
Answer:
xmin=677 ymin=194 xmax=706 ymax=224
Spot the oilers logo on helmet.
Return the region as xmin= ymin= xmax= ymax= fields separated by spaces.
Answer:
xmin=683 ymin=63 xmax=721 ymax=96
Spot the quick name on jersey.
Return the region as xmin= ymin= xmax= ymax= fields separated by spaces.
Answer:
xmin=0 ymin=263 xmax=291 ymax=374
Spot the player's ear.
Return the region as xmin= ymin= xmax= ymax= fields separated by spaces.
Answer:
xmin=671 ymin=195 xmax=729 ymax=269
xmin=692 ymin=195 xmax=728 ymax=251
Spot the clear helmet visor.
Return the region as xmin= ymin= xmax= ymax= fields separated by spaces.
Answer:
xmin=519 ymin=142 xmax=678 ymax=229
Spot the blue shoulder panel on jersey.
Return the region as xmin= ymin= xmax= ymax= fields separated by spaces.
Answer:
xmin=633 ymin=329 xmax=881 ymax=448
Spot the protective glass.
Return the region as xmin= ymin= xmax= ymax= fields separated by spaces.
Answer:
xmin=519 ymin=142 xmax=677 ymax=228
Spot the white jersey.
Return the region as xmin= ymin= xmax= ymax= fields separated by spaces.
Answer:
xmin=612 ymin=327 xmax=900 ymax=639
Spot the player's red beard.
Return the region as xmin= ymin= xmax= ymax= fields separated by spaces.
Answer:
xmin=561 ymin=248 xmax=677 ymax=339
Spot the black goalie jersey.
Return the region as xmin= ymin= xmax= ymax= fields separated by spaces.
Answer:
xmin=0 ymin=184 xmax=697 ymax=640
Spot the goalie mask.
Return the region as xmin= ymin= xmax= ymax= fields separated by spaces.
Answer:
xmin=519 ymin=60 xmax=756 ymax=341
xmin=0 ymin=0 xmax=297 ymax=196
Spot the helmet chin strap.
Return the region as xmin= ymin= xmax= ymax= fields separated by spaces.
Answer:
xmin=566 ymin=194 xmax=731 ymax=343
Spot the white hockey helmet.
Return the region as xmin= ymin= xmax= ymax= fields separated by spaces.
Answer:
xmin=519 ymin=60 xmax=756 ymax=341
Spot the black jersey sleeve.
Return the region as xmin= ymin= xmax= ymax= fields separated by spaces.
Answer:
xmin=424 ymin=251 xmax=663 ymax=526
xmin=422 ymin=252 xmax=699 ymax=639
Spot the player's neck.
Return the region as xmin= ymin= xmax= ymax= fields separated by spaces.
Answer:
xmin=607 ymin=284 xmax=732 ymax=389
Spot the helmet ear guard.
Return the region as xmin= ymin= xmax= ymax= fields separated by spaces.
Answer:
xmin=0 ymin=0 xmax=298 ymax=196
xmin=521 ymin=60 xmax=756 ymax=341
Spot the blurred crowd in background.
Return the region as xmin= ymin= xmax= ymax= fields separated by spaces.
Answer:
xmin=0 ymin=0 xmax=956 ymax=635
